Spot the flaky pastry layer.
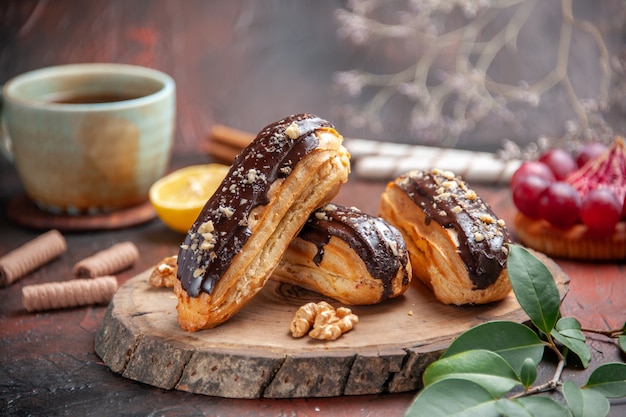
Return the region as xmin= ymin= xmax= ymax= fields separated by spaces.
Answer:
xmin=175 ymin=114 xmax=350 ymax=331
xmin=380 ymin=170 xmax=511 ymax=305
xmin=273 ymin=204 xmax=411 ymax=305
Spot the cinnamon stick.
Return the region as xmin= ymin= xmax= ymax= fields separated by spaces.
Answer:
xmin=206 ymin=124 xmax=254 ymax=163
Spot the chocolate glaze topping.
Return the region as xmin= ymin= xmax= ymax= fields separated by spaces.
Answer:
xmin=177 ymin=114 xmax=335 ymax=297
xmin=396 ymin=169 xmax=511 ymax=289
xmin=298 ymin=203 xmax=410 ymax=301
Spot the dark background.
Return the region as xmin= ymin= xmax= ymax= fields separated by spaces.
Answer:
xmin=2 ymin=0 xmax=624 ymax=155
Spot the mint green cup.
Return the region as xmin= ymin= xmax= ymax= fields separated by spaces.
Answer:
xmin=1 ymin=63 xmax=175 ymax=215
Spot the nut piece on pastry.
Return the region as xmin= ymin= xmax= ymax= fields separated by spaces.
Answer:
xmin=273 ymin=203 xmax=412 ymax=305
xmin=175 ymin=114 xmax=351 ymax=332
xmin=379 ymin=169 xmax=512 ymax=305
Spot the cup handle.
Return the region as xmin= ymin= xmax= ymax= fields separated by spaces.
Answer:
xmin=0 ymin=87 xmax=14 ymax=162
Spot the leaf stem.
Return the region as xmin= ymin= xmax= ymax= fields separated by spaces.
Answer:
xmin=581 ymin=327 xmax=625 ymax=338
xmin=511 ymin=334 xmax=567 ymax=399
xmin=546 ymin=333 xmax=565 ymax=362
xmin=510 ymin=357 xmax=566 ymax=399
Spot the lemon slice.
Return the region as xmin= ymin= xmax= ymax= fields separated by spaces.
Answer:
xmin=149 ymin=164 xmax=230 ymax=233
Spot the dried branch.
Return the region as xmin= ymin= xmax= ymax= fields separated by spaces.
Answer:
xmin=334 ymin=0 xmax=622 ymax=150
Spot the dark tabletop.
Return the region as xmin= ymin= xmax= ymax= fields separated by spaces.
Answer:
xmin=1 ymin=1 xmax=625 ymax=416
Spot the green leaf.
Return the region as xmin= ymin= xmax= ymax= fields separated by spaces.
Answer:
xmin=520 ymin=357 xmax=537 ymax=388
xmin=441 ymin=321 xmax=545 ymax=375
xmin=555 ymin=317 xmax=586 ymax=341
xmin=550 ymin=317 xmax=591 ymax=367
xmin=494 ymin=399 xmax=533 ymax=417
xmin=551 ymin=328 xmax=591 ymax=368
xmin=512 ymin=396 xmax=573 ymax=417
xmin=497 ymin=397 xmax=574 ymax=417
xmin=423 ymin=349 xmax=521 ymax=396
xmin=584 ymin=362 xmax=626 ymax=398
xmin=563 ymin=380 xmax=610 ymax=417
xmin=405 ymin=379 xmax=500 ymax=417
xmin=506 ymin=245 xmax=561 ymax=336
xmin=619 ymin=335 xmax=626 ymax=355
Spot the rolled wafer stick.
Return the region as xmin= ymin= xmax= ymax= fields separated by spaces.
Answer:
xmin=353 ymin=151 xmax=522 ymax=184
xmin=22 ymin=276 xmax=118 ymax=312
xmin=206 ymin=124 xmax=523 ymax=183
xmin=73 ymin=241 xmax=139 ymax=278
xmin=0 ymin=229 xmax=67 ymax=288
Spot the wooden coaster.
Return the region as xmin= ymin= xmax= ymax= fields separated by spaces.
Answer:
xmin=95 ymin=253 xmax=569 ymax=399
xmin=7 ymin=194 xmax=157 ymax=231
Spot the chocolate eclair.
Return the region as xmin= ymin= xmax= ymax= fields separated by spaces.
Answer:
xmin=272 ymin=203 xmax=412 ymax=305
xmin=379 ymin=169 xmax=512 ymax=305
xmin=175 ymin=114 xmax=351 ymax=331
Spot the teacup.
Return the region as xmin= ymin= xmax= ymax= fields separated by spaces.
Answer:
xmin=0 ymin=63 xmax=175 ymax=215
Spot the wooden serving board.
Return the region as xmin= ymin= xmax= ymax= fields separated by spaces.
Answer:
xmin=95 ymin=256 xmax=568 ymax=399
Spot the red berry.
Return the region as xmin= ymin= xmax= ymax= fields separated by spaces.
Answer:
xmin=539 ymin=149 xmax=578 ymax=181
xmin=510 ymin=161 xmax=556 ymax=189
xmin=513 ymin=175 xmax=551 ymax=218
xmin=576 ymin=143 xmax=607 ymax=168
xmin=580 ymin=189 xmax=622 ymax=236
xmin=538 ymin=182 xmax=581 ymax=228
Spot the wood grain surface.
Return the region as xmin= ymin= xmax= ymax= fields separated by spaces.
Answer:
xmin=95 ymin=253 xmax=568 ymax=398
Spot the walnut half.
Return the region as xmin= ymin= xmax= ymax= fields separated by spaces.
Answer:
xmin=149 ymin=255 xmax=178 ymax=288
xmin=290 ymin=301 xmax=358 ymax=341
